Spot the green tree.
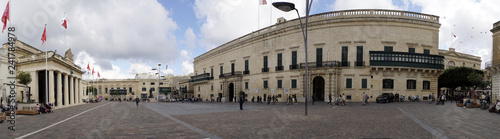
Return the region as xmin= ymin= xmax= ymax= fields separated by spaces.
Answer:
xmin=438 ymin=67 xmax=484 ymax=96
xmin=16 ymin=71 xmax=32 ymax=103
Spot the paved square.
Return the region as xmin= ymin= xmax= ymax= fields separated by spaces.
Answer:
xmin=1 ymin=101 xmax=498 ymax=138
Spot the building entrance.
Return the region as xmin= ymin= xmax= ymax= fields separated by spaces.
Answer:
xmin=313 ymin=76 xmax=325 ymax=101
xmin=228 ymin=83 xmax=234 ymax=102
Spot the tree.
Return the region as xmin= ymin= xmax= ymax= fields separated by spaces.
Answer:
xmin=16 ymin=71 xmax=32 ymax=103
xmin=438 ymin=67 xmax=484 ymax=97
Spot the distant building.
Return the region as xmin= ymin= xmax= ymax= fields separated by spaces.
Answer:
xmin=439 ymin=48 xmax=481 ymax=70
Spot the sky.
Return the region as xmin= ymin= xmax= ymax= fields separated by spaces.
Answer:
xmin=0 ymin=0 xmax=499 ymax=79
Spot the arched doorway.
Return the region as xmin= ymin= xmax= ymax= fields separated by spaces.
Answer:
xmin=313 ymin=76 xmax=325 ymax=101
xmin=228 ymin=83 xmax=234 ymax=102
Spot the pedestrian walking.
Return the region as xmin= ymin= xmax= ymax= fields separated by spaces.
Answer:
xmin=135 ymin=98 xmax=140 ymax=107
xmin=328 ymin=93 xmax=332 ymax=105
xmin=312 ymin=94 xmax=315 ymax=105
xmin=362 ymin=92 xmax=367 ymax=106
xmin=342 ymin=93 xmax=346 ymax=106
xmin=239 ymin=94 xmax=244 ymax=110
xmin=428 ymin=94 xmax=432 ymax=104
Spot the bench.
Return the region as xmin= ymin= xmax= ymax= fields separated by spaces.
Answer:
xmin=456 ymin=103 xmax=464 ymax=107
xmin=466 ymin=104 xmax=481 ymax=108
xmin=0 ymin=112 xmax=6 ymax=121
xmin=5 ymin=110 xmax=39 ymax=115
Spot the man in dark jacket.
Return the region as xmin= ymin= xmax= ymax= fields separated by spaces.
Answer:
xmin=328 ymin=93 xmax=332 ymax=105
xmin=135 ymin=98 xmax=140 ymax=107
xmin=240 ymin=95 xmax=244 ymax=110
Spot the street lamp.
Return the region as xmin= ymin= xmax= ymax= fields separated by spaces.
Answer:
xmin=273 ymin=0 xmax=313 ymax=116
xmin=157 ymin=63 xmax=161 ymax=102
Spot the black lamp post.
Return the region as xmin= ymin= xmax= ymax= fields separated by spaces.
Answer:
xmin=273 ymin=0 xmax=313 ymax=116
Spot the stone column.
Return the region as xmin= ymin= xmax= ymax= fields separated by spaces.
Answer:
xmin=57 ymin=72 xmax=62 ymax=106
xmin=76 ymin=79 xmax=80 ymax=104
xmin=69 ymin=76 xmax=74 ymax=105
xmin=64 ymin=74 xmax=69 ymax=106
xmin=29 ymin=71 xmax=38 ymax=103
xmin=49 ymin=70 xmax=55 ymax=105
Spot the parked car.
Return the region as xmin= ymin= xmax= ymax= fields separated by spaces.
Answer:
xmin=376 ymin=93 xmax=395 ymax=103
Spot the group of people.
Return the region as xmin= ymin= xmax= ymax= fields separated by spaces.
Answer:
xmin=488 ymin=100 xmax=500 ymax=113
xmin=36 ymin=103 xmax=52 ymax=114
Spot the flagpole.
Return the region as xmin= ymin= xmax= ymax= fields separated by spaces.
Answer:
xmin=44 ymin=24 xmax=48 ymax=105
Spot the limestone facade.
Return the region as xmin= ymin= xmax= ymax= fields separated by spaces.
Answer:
xmin=486 ymin=20 xmax=500 ymax=101
xmin=0 ymin=48 xmax=8 ymax=105
xmin=192 ymin=9 xmax=446 ymax=102
xmin=439 ymin=48 xmax=481 ymax=70
xmin=2 ymin=40 xmax=87 ymax=108
xmin=88 ymin=75 xmax=172 ymax=101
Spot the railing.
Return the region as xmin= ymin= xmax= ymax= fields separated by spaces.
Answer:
xmin=300 ymin=61 xmax=340 ymax=68
xmin=262 ymin=67 xmax=269 ymax=73
xmin=194 ymin=9 xmax=439 ymax=63
xmin=275 ymin=66 xmax=284 ymax=71
xmin=369 ymin=51 xmax=444 ymax=69
xmin=355 ymin=61 xmax=365 ymax=67
xmin=220 ymin=71 xmax=243 ymax=78
xmin=243 ymin=70 xmax=250 ymax=75
xmin=289 ymin=64 xmax=299 ymax=70
xmin=190 ymin=73 xmax=210 ymax=83
xmin=341 ymin=61 xmax=350 ymax=67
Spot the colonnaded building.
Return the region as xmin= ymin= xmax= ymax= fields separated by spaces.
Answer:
xmin=487 ymin=20 xmax=500 ymax=101
xmin=191 ymin=9 xmax=482 ymax=103
xmin=0 ymin=40 xmax=89 ymax=108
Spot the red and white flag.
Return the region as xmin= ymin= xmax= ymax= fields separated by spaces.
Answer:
xmin=61 ymin=15 xmax=67 ymax=29
xmin=452 ymin=33 xmax=456 ymax=38
xmin=41 ymin=25 xmax=47 ymax=44
xmin=1 ymin=1 xmax=9 ymax=33
xmin=259 ymin=0 xmax=267 ymax=5
xmin=92 ymin=68 xmax=95 ymax=75
xmin=87 ymin=63 xmax=90 ymax=71
xmin=166 ymin=65 xmax=168 ymax=70
xmin=98 ymin=72 xmax=100 ymax=78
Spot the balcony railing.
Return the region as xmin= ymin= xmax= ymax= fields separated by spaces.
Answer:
xmin=220 ymin=71 xmax=243 ymax=78
xmin=300 ymin=61 xmax=340 ymax=68
xmin=355 ymin=61 xmax=365 ymax=66
xmin=244 ymin=70 xmax=250 ymax=75
xmin=275 ymin=65 xmax=284 ymax=71
xmin=341 ymin=61 xmax=350 ymax=67
xmin=262 ymin=67 xmax=269 ymax=72
xmin=190 ymin=73 xmax=210 ymax=83
xmin=369 ymin=51 xmax=444 ymax=69
xmin=289 ymin=64 xmax=299 ymax=70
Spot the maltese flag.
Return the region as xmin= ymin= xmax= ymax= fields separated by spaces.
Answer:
xmin=61 ymin=15 xmax=67 ymax=29
xmin=259 ymin=0 xmax=267 ymax=5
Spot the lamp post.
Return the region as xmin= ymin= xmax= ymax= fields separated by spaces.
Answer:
xmin=157 ymin=63 xmax=161 ymax=102
xmin=273 ymin=0 xmax=313 ymax=116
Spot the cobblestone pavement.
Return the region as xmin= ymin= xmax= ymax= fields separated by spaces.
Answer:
xmin=0 ymin=101 xmax=205 ymax=139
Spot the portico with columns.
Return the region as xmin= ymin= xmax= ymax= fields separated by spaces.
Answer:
xmin=3 ymin=40 xmax=85 ymax=108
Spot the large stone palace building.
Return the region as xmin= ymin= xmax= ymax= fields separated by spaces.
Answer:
xmin=486 ymin=20 xmax=500 ymax=101
xmin=191 ymin=9 xmax=483 ymax=103
xmin=1 ymin=40 xmax=88 ymax=108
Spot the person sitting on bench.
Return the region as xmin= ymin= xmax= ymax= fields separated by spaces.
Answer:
xmin=44 ymin=103 xmax=52 ymax=113
xmin=489 ymin=100 xmax=500 ymax=113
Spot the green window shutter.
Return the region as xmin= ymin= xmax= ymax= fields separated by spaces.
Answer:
xmin=291 ymin=79 xmax=297 ymax=88
xmin=409 ymin=48 xmax=415 ymax=53
xmin=316 ymin=48 xmax=322 ymax=66
xmin=292 ymin=51 xmax=297 ymax=65
xmin=362 ymin=79 xmax=367 ymax=89
xmin=264 ymin=81 xmax=268 ymax=88
xmin=277 ymin=53 xmax=282 ymax=66
xmin=245 ymin=60 xmax=249 ymax=71
xmin=231 ymin=63 xmax=235 ymax=74
xmin=342 ymin=46 xmax=348 ymax=62
xmin=245 ymin=82 xmax=248 ymax=89
xmin=357 ymin=46 xmax=363 ymax=61
xmin=220 ymin=66 xmax=223 ymax=76
xmin=346 ymin=78 xmax=352 ymax=88
xmin=424 ymin=49 xmax=430 ymax=54
xmin=384 ymin=46 xmax=393 ymax=52
xmin=278 ymin=80 xmax=282 ymax=88
xmin=263 ymin=56 xmax=268 ymax=68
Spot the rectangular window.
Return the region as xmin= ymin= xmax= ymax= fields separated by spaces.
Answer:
xmin=129 ymin=87 xmax=132 ymax=93
xmin=159 ymin=82 xmax=163 ymax=85
xmin=263 ymin=56 xmax=268 ymax=68
xmin=151 ymin=88 xmax=155 ymax=91
xmin=245 ymin=60 xmax=249 ymax=71
xmin=245 ymin=82 xmax=249 ymax=89
xmin=220 ymin=66 xmax=223 ymax=76
xmin=407 ymin=80 xmax=416 ymax=89
xmin=277 ymin=80 xmax=282 ymax=89
xmin=342 ymin=46 xmax=348 ymax=62
xmin=211 ymin=68 xmax=214 ymax=77
xmin=384 ymin=46 xmax=393 ymax=52
xmin=231 ymin=63 xmax=235 ymax=74
xmin=220 ymin=84 xmax=222 ymax=90
xmin=423 ymin=81 xmax=430 ymax=90
xmin=291 ymin=79 xmax=297 ymax=88
xmin=105 ymin=88 xmax=108 ymax=93
xmin=292 ymin=51 xmax=297 ymax=65
xmin=143 ymin=82 xmax=145 ymax=85
xmin=356 ymin=46 xmax=363 ymax=66
xmin=409 ymin=48 xmax=415 ymax=53
xmin=424 ymin=49 xmax=430 ymax=54
xmin=383 ymin=79 xmax=394 ymax=89
xmin=362 ymin=79 xmax=367 ymax=89
xmin=151 ymin=82 xmax=155 ymax=85
xmin=211 ymin=85 xmax=213 ymax=91
xmin=142 ymin=88 xmax=146 ymax=91
xmin=316 ymin=48 xmax=322 ymax=67
xmin=346 ymin=78 xmax=352 ymax=88
xmin=277 ymin=53 xmax=282 ymax=66
xmin=264 ymin=80 xmax=268 ymax=89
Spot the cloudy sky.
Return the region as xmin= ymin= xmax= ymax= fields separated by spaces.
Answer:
xmin=1 ymin=0 xmax=499 ymax=79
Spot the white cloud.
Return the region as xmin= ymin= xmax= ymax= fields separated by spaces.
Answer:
xmin=0 ymin=0 xmax=179 ymax=71
xmin=184 ymin=27 xmax=197 ymax=50
xmin=329 ymin=0 xmax=402 ymax=11
xmin=193 ymin=0 xmax=306 ymax=50
xmin=180 ymin=50 xmax=193 ymax=75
